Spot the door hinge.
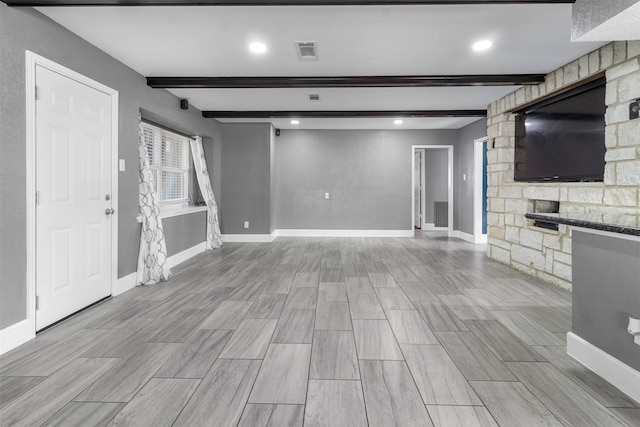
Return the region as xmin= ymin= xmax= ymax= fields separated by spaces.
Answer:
xmin=36 ymin=296 xmax=39 ymax=310
xmin=35 ymin=85 xmax=40 ymax=101
xmin=36 ymin=191 xmax=40 ymax=206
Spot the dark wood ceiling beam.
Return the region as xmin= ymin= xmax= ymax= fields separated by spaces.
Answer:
xmin=148 ymin=74 xmax=545 ymax=89
xmin=2 ymin=0 xmax=576 ymax=6
xmin=202 ymin=110 xmax=486 ymax=118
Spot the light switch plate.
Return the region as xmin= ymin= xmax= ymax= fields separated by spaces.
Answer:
xmin=119 ymin=159 xmax=125 ymax=171
xmin=324 ymin=193 xmax=330 ymax=199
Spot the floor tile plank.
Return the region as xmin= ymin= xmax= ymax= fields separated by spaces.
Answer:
xmin=41 ymin=402 xmax=124 ymax=427
xmin=401 ymin=344 xmax=481 ymax=406
xmin=315 ymin=301 xmax=352 ymax=331
xmin=470 ymin=381 xmax=563 ymax=427
xmin=352 ymin=319 xmax=403 ymax=360
xmin=360 ymin=360 xmax=432 ymax=427
xmin=426 ymin=405 xmax=498 ymax=427
xmin=154 ymin=329 xmax=233 ymax=378
xmin=305 ymin=380 xmax=368 ymax=427
xmin=248 ymin=344 xmax=312 ymax=404
xmin=272 ymin=309 xmax=315 ymax=343
xmin=218 ymin=319 xmax=278 ymax=359
xmin=386 ymin=310 xmax=439 ymax=344
xmin=238 ymin=404 xmax=304 ymax=427
xmin=310 ymin=331 xmax=359 ymax=380
xmin=199 ymin=300 xmax=254 ymax=330
xmin=318 ymin=282 xmax=348 ymax=302
xmin=75 ymin=343 xmax=180 ymax=403
xmin=0 ymin=358 xmax=118 ymax=427
xmin=173 ymin=359 xmax=261 ymax=427
xmin=108 ymin=378 xmax=199 ymax=427
xmin=505 ymin=362 xmax=627 ymax=427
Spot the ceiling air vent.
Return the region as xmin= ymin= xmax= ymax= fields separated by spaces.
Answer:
xmin=296 ymin=41 xmax=318 ymax=60
xmin=308 ymin=93 xmax=321 ymax=102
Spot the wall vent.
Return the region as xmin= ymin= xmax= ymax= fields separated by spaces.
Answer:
xmin=308 ymin=93 xmax=321 ymax=102
xmin=296 ymin=41 xmax=318 ymax=60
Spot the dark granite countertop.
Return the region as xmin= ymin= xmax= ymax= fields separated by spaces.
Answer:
xmin=525 ymin=212 xmax=640 ymax=237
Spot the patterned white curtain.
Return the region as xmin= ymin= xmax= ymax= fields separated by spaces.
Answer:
xmin=190 ymin=136 xmax=223 ymax=249
xmin=136 ymin=119 xmax=171 ymax=285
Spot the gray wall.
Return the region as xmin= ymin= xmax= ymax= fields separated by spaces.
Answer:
xmin=220 ymin=123 xmax=273 ymax=234
xmin=275 ymin=129 xmax=457 ymax=230
xmin=454 ymin=119 xmax=487 ymax=235
xmin=0 ymin=4 xmax=222 ymax=329
xmin=423 ymin=149 xmax=449 ymax=224
xmin=572 ymin=230 xmax=640 ymax=371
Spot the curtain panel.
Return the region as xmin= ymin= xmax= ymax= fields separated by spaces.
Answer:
xmin=190 ymin=136 xmax=223 ymax=249
xmin=136 ymin=119 xmax=171 ymax=285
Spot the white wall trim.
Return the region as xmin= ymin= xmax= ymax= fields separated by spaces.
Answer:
xmin=114 ymin=271 xmax=137 ymax=296
xmin=0 ymin=319 xmax=36 ymax=355
xmin=168 ymin=241 xmax=207 ymax=268
xmin=411 ymin=145 xmax=454 ymax=238
xmin=222 ymin=233 xmax=277 ymax=242
xmin=114 ymin=241 xmax=208 ymax=296
xmin=567 ymin=332 xmax=640 ymax=404
xmin=22 ymin=51 xmax=119 ymax=350
xmin=452 ymin=230 xmax=487 ymax=244
xmin=422 ymin=223 xmax=448 ymax=231
xmin=473 ymin=137 xmax=489 ymax=245
xmin=276 ymin=229 xmax=414 ymax=238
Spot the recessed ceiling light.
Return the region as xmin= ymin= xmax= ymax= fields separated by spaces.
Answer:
xmin=249 ymin=42 xmax=267 ymax=54
xmin=394 ymin=119 xmax=403 ymax=125
xmin=472 ymin=40 xmax=492 ymax=52
xmin=291 ymin=119 xmax=300 ymax=125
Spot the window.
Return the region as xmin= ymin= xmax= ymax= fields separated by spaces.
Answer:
xmin=142 ymin=121 xmax=191 ymax=207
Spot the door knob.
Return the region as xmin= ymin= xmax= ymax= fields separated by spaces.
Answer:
xmin=105 ymin=208 xmax=115 ymax=215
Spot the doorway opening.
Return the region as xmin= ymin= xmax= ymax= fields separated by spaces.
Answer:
xmin=474 ymin=137 xmax=488 ymax=244
xmin=411 ymin=145 xmax=453 ymax=237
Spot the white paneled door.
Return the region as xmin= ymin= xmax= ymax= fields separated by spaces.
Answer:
xmin=35 ymin=65 xmax=113 ymax=330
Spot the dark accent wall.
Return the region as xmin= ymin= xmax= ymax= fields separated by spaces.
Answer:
xmin=454 ymin=119 xmax=487 ymax=235
xmin=220 ymin=123 xmax=273 ymax=235
xmin=0 ymin=4 xmax=222 ymax=329
xmin=274 ymin=129 xmax=458 ymax=230
xmin=572 ymin=230 xmax=640 ymax=371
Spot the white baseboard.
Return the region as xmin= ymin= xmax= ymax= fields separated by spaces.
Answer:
xmin=113 ymin=241 xmax=208 ymax=297
xmin=452 ymin=230 xmax=488 ymax=244
xmin=222 ymin=232 xmax=277 ymax=243
xmin=422 ymin=223 xmax=448 ymax=231
xmin=0 ymin=318 xmax=35 ymax=355
xmin=168 ymin=241 xmax=207 ymax=268
xmin=276 ymin=229 xmax=414 ymax=238
xmin=114 ymin=271 xmax=137 ymax=296
xmin=567 ymin=332 xmax=640 ymax=404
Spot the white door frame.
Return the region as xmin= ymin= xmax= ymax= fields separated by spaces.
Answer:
xmin=25 ymin=52 xmax=119 ymax=338
xmin=414 ymin=148 xmax=426 ymax=229
xmin=473 ymin=137 xmax=488 ymax=244
xmin=411 ymin=145 xmax=454 ymax=236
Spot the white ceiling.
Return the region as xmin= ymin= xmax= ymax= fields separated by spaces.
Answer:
xmin=37 ymin=3 xmax=606 ymax=129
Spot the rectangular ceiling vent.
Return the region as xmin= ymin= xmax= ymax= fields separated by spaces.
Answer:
xmin=308 ymin=93 xmax=321 ymax=102
xmin=296 ymin=41 xmax=318 ymax=60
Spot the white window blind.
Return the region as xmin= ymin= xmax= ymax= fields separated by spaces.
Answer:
xmin=142 ymin=121 xmax=191 ymax=206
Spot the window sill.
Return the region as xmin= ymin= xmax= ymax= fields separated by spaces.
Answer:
xmin=137 ymin=205 xmax=207 ymax=223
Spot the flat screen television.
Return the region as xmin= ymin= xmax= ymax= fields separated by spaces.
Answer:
xmin=514 ymin=77 xmax=606 ymax=182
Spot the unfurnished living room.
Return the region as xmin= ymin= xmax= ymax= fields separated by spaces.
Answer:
xmin=1 ymin=0 xmax=640 ymax=426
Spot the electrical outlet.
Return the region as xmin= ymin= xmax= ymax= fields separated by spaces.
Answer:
xmin=463 ymin=174 xmax=467 ymax=181
xmin=324 ymin=192 xmax=330 ymax=199
xmin=119 ymin=159 xmax=125 ymax=172
xmin=243 ymin=221 xmax=249 ymax=229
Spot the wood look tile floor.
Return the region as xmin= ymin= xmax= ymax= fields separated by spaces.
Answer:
xmin=1 ymin=234 xmax=639 ymax=426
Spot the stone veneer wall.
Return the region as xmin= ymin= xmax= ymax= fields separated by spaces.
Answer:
xmin=486 ymin=41 xmax=640 ymax=290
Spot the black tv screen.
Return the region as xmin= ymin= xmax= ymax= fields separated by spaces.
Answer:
xmin=514 ymin=77 xmax=606 ymax=182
